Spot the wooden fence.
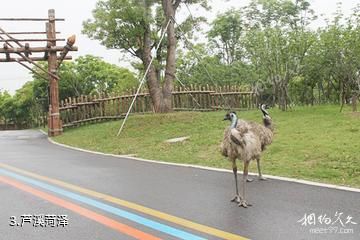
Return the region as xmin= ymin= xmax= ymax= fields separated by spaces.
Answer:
xmin=0 ymin=123 xmax=17 ymax=130
xmin=59 ymin=85 xmax=257 ymax=128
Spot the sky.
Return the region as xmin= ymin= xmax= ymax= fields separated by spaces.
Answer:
xmin=0 ymin=0 xmax=358 ymax=94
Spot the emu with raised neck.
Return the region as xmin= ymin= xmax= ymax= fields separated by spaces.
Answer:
xmin=223 ymin=112 xmax=238 ymax=128
xmin=230 ymin=113 xmax=238 ymax=128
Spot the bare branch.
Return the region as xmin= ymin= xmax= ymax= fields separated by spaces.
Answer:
xmin=125 ymin=48 xmax=138 ymax=58
xmin=173 ymin=0 xmax=182 ymax=10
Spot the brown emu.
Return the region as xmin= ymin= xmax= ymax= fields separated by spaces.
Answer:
xmin=221 ymin=104 xmax=274 ymax=207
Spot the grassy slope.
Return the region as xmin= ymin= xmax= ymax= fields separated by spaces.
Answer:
xmin=53 ymin=105 xmax=360 ymax=188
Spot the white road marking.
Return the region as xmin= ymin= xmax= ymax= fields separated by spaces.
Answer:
xmin=39 ymin=130 xmax=360 ymax=193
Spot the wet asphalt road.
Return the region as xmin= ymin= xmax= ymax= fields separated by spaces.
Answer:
xmin=0 ymin=130 xmax=359 ymax=240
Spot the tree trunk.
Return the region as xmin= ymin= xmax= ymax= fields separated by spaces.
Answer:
xmin=137 ymin=0 xmax=178 ymax=113
xmin=272 ymin=79 xmax=279 ymax=107
xmin=140 ymin=1 xmax=166 ymax=113
xmin=352 ymin=93 xmax=358 ymax=112
xmin=277 ymin=77 xmax=291 ymax=111
xmin=143 ymin=18 xmax=164 ymax=113
xmin=311 ymin=86 xmax=315 ymax=106
xmin=162 ymin=0 xmax=177 ymax=112
xmin=339 ymin=80 xmax=346 ymax=112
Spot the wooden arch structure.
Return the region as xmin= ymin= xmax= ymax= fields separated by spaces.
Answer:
xmin=0 ymin=9 xmax=78 ymax=136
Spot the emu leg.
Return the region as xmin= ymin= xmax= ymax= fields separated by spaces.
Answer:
xmin=256 ymin=158 xmax=267 ymax=181
xmin=238 ymin=160 xmax=252 ymax=208
xmin=230 ymin=160 xmax=241 ymax=203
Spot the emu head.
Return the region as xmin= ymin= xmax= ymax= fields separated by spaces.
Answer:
xmin=223 ymin=111 xmax=237 ymax=121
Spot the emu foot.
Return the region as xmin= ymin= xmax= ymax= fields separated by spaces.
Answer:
xmin=231 ymin=195 xmax=242 ymax=203
xmin=258 ymin=176 xmax=267 ymax=181
xmin=246 ymin=177 xmax=254 ymax=182
xmin=238 ymin=199 xmax=252 ymax=208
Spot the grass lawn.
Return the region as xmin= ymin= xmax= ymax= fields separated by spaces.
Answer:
xmin=53 ymin=105 xmax=360 ymax=188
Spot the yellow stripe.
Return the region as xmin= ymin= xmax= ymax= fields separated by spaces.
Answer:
xmin=0 ymin=163 xmax=248 ymax=240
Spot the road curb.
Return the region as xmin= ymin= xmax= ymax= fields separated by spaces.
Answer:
xmin=39 ymin=130 xmax=360 ymax=193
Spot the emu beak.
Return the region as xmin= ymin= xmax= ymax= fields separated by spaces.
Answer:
xmin=223 ymin=114 xmax=230 ymax=121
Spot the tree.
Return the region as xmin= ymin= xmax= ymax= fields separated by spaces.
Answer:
xmin=317 ymin=6 xmax=360 ymax=111
xmin=0 ymin=83 xmax=40 ymax=128
xmin=71 ymin=55 xmax=138 ymax=96
xmin=83 ymin=0 xmax=209 ymax=112
xmin=0 ymin=90 xmax=12 ymax=125
xmin=207 ymin=10 xmax=244 ymax=64
xmin=0 ymin=91 xmax=16 ymax=126
xmin=243 ymin=0 xmax=316 ymax=110
xmin=294 ymin=3 xmax=360 ymax=108
xmin=32 ymin=55 xmax=138 ymax=100
xmin=176 ymin=44 xmax=255 ymax=87
xmin=12 ymin=82 xmax=38 ymax=127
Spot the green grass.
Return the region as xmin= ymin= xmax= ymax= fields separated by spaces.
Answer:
xmin=53 ymin=105 xmax=360 ymax=188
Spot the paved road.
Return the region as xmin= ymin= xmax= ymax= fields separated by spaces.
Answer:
xmin=0 ymin=130 xmax=359 ymax=240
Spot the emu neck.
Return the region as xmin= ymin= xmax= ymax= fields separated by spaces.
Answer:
xmin=263 ymin=116 xmax=273 ymax=131
xmin=230 ymin=116 xmax=238 ymax=129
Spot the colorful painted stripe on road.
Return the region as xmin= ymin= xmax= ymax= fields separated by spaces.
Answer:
xmin=0 ymin=163 xmax=247 ymax=240
xmin=0 ymin=168 xmax=206 ymax=240
xmin=0 ymin=175 xmax=160 ymax=240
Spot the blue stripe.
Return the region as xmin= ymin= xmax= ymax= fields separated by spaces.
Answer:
xmin=0 ymin=169 xmax=206 ymax=240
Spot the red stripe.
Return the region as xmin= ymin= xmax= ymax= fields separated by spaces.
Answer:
xmin=0 ymin=176 xmax=161 ymax=240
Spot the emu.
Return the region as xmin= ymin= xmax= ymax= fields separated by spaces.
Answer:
xmin=221 ymin=104 xmax=274 ymax=207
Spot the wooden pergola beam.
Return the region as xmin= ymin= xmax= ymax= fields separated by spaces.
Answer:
xmin=0 ymin=27 xmax=25 ymax=48
xmin=0 ymin=38 xmax=65 ymax=42
xmin=0 ymin=31 xmax=61 ymax=35
xmin=3 ymin=43 xmax=10 ymax=60
xmin=0 ymin=45 xmax=78 ymax=53
xmin=0 ymin=9 xmax=78 ymax=137
xmin=57 ymin=35 xmax=76 ymax=68
xmin=0 ymin=28 xmax=60 ymax=80
xmin=0 ymin=18 xmax=65 ymax=21
xmin=14 ymin=59 xmax=49 ymax=82
xmin=0 ymin=56 xmax=72 ymax=62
